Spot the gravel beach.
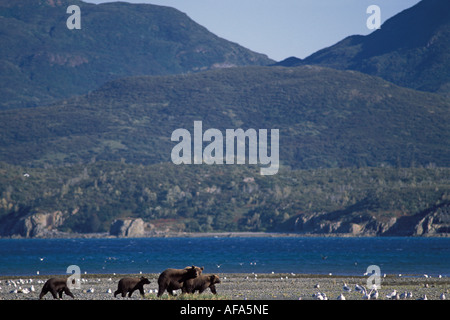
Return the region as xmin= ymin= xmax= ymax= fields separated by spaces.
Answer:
xmin=1 ymin=273 xmax=448 ymax=300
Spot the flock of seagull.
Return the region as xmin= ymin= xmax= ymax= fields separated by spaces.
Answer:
xmin=0 ymin=276 xmax=448 ymax=300
xmin=1 ymin=259 xmax=448 ymax=300
xmin=0 ymin=278 xmax=38 ymax=295
xmin=311 ymin=281 xmax=446 ymax=300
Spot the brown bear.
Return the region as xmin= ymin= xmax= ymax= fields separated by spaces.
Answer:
xmin=184 ymin=265 xmax=204 ymax=276
xmin=182 ymin=274 xmax=221 ymax=294
xmin=39 ymin=278 xmax=75 ymax=300
xmin=114 ymin=276 xmax=150 ymax=298
xmin=157 ymin=265 xmax=203 ymax=297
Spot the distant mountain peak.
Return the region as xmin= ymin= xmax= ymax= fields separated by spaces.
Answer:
xmin=0 ymin=0 xmax=273 ymax=109
xmin=272 ymin=56 xmax=303 ymax=67
xmin=283 ymin=0 xmax=450 ymax=97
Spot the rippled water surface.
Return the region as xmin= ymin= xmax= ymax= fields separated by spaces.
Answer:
xmin=0 ymin=237 xmax=448 ymax=276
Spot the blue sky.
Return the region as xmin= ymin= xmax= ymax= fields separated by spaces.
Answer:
xmin=85 ymin=0 xmax=421 ymax=61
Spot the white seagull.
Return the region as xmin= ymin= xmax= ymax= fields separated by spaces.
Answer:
xmin=313 ymin=292 xmax=324 ymax=300
xmin=363 ymin=289 xmax=371 ymax=300
xmin=342 ymin=283 xmax=351 ymax=292
xmin=355 ymin=284 xmax=366 ymax=294
xmin=370 ymin=289 xmax=379 ymax=300
xmin=386 ymin=289 xmax=398 ymax=299
xmin=337 ymin=294 xmax=346 ymax=300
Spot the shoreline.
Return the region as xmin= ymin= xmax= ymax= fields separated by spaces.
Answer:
xmin=0 ymin=273 xmax=448 ymax=300
xmin=1 ymin=231 xmax=449 ymax=239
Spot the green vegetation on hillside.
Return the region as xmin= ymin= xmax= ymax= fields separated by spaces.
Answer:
xmin=0 ymin=66 xmax=448 ymax=170
xmin=0 ymin=162 xmax=448 ymax=234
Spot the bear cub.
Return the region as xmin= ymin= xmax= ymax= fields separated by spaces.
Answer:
xmin=114 ymin=276 xmax=151 ymax=298
xmin=39 ymin=278 xmax=75 ymax=300
xmin=182 ymin=274 xmax=221 ymax=294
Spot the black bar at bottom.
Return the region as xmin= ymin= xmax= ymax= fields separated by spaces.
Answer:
xmin=0 ymin=299 xmax=447 ymax=319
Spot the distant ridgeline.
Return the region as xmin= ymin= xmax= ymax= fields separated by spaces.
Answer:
xmin=0 ymin=67 xmax=448 ymax=169
xmin=275 ymin=0 xmax=450 ymax=98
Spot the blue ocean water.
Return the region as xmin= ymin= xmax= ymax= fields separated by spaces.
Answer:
xmin=0 ymin=237 xmax=448 ymax=277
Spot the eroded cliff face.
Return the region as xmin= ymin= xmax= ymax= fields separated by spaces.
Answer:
xmin=0 ymin=211 xmax=64 ymax=238
xmin=291 ymin=212 xmax=396 ymax=236
xmin=109 ymin=218 xmax=145 ymax=237
xmin=384 ymin=203 xmax=450 ymax=236
xmin=415 ymin=209 xmax=450 ymax=236
xmin=0 ymin=205 xmax=448 ymax=238
xmin=289 ymin=203 xmax=450 ymax=237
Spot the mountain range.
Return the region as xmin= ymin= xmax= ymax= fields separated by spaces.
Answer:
xmin=0 ymin=0 xmax=448 ymax=237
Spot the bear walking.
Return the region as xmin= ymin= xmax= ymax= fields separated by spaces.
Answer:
xmin=39 ymin=278 xmax=75 ymax=300
xmin=114 ymin=277 xmax=150 ymax=298
xmin=182 ymin=274 xmax=221 ymax=294
xmin=157 ymin=266 xmax=202 ymax=297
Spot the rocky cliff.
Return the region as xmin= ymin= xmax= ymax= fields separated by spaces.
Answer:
xmin=1 ymin=207 xmax=448 ymax=238
xmin=288 ymin=202 xmax=450 ymax=237
xmin=0 ymin=194 xmax=448 ymax=238
xmin=0 ymin=210 xmax=65 ymax=238
xmin=384 ymin=202 xmax=450 ymax=236
xmin=109 ymin=218 xmax=145 ymax=237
